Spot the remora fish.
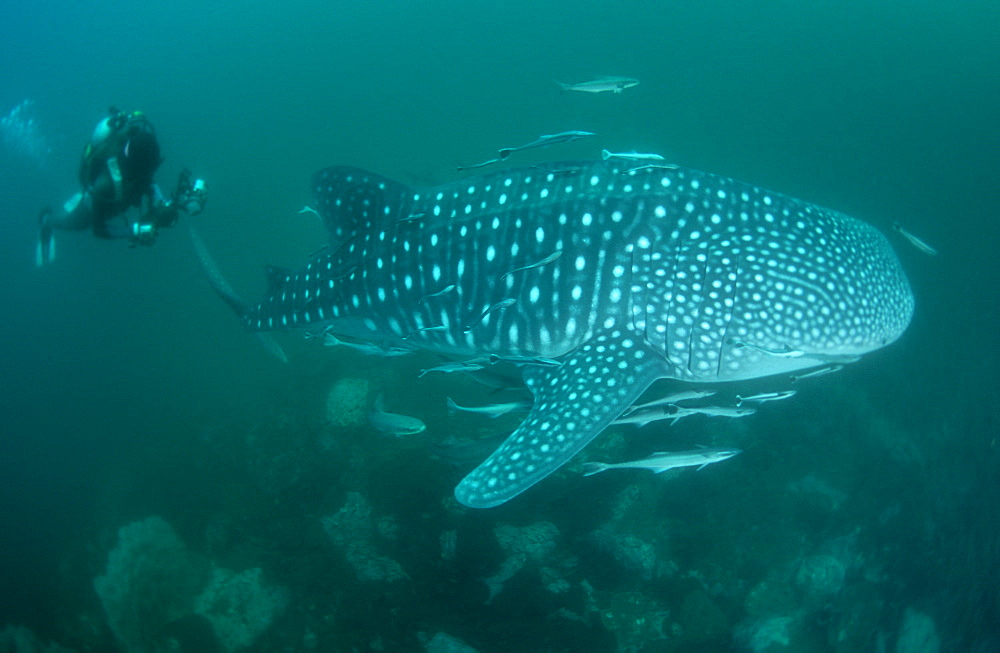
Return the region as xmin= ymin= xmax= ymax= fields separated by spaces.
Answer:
xmin=582 ymin=447 xmax=741 ymax=476
xmin=200 ymin=159 xmax=914 ymax=508
xmin=497 ymin=131 xmax=595 ymax=160
xmin=323 ymin=332 xmax=414 ymax=357
xmin=557 ymin=77 xmax=640 ymax=94
xmin=892 ymin=222 xmax=938 ymax=256
xmin=447 ymin=397 xmax=532 ymax=419
xmin=601 ymin=150 xmax=665 ymax=162
xmin=621 ymin=389 xmax=716 ymax=416
xmin=369 ymin=394 xmax=426 ymax=436
xmin=735 ymin=390 xmax=797 ymax=407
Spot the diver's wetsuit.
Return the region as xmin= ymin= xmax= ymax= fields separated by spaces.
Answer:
xmin=52 ymin=111 xmax=165 ymax=239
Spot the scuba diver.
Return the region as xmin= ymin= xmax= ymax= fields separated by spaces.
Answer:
xmin=36 ymin=107 xmax=206 ymax=266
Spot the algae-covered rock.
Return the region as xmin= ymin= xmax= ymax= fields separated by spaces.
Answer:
xmin=194 ymin=566 xmax=288 ymax=652
xmin=600 ymin=591 xmax=669 ymax=652
xmin=895 ymin=608 xmax=940 ymax=653
xmin=93 ymin=516 xmax=207 ymax=653
xmin=325 ymin=377 xmax=372 ymax=427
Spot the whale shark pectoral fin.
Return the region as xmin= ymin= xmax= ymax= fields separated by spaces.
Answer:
xmin=454 ymin=330 xmax=672 ymax=508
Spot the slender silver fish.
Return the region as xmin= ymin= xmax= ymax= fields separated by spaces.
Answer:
xmin=500 ymin=250 xmax=563 ymax=282
xmin=622 ymin=163 xmax=679 ymax=175
xmin=498 ymin=131 xmax=596 ymax=160
xmin=671 ymin=405 xmax=757 ymax=420
xmin=582 ymin=447 xmax=741 ymax=476
xmin=298 ymin=206 xmax=320 ymax=217
xmin=557 ymin=77 xmax=639 ymax=94
xmin=419 ymin=360 xmax=488 ymax=378
xmin=612 ymin=405 xmax=679 ymax=427
xmin=601 ymin=149 xmax=665 ymax=162
xmin=892 ymin=222 xmax=938 ymax=256
xmin=735 ymin=390 xmax=798 ymax=407
xmin=419 ymin=284 xmax=457 ymax=303
xmin=447 ymin=397 xmax=532 ymax=419
xmin=621 ymin=389 xmax=717 ymax=416
xmin=464 ymin=298 xmax=517 ymax=332
xmin=323 ymin=333 xmax=414 ymax=357
xmin=790 ymin=365 xmax=844 ymax=383
xmin=369 ymin=395 xmax=427 ymax=436
xmin=457 ymin=157 xmax=503 ymax=172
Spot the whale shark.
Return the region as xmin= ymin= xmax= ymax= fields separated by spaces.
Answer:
xmin=200 ymin=160 xmax=914 ymax=508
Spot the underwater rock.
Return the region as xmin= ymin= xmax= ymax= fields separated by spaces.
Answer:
xmin=483 ymin=521 xmax=560 ymax=603
xmin=895 ymin=608 xmax=940 ymax=653
xmin=679 ymin=588 xmax=728 ymax=642
xmin=93 ymin=516 xmax=207 ymax=653
xmin=194 ymin=566 xmax=288 ymax=652
xmin=424 ymin=631 xmax=480 ymax=653
xmin=321 ymin=492 xmax=409 ymax=583
xmin=589 ymin=525 xmax=661 ymax=580
xmin=0 ymin=624 xmax=75 ymax=652
xmin=735 ymin=615 xmax=795 ymax=651
xmin=325 ymin=377 xmax=372 ymax=427
xmin=794 ymin=554 xmax=846 ymax=598
xmin=599 ymin=591 xmax=670 ymax=652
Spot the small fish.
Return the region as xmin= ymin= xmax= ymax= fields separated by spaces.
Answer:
xmin=621 ymin=389 xmax=717 ymax=417
xmin=622 ymin=163 xmax=680 ymax=175
xmin=892 ymin=222 xmax=938 ymax=256
xmin=556 ymin=77 xmax=639 ymax=94
xmin=672 ymin=405 xmax=758 ymax=420
xmin=323 ymin=333 xmax=414 ymax=357
xmin=464 ymin=298 xmax=517 ymax=332
xmin=447 ymin=397 xmax=532 ymax=419
xmin=419 ymin=284 xmax=457 ymax=302
xmin=404 ymin=325 xmax=449 ymax=339
xmin=728 ymin=339 xmax=805 ymax=358
xmin=457 ymin=157 xmax=502 ymax=172
xmin=790 ymin=365 xmax=844 ymax=383
xmin=735 ymin=390 xmax=798 ymax=407
xmin=419 ymin=360 xmax=488 ymax=378
xmin=298 ymin=206 xmax=320 ymax=217
xmin=582 ymin=447 xmax=741 ymax=476
xmin=497 ymin=131 xmax=595 ymax=160
xmin=601 ymin=149 xmax=665 ymax=162
xmin=612 ymin=405 xmax=680 ymax=428
xmin=369 ymin=394 xmax=426 ymax=437
xmin=500 ymin=250 xmax=563 ymax=282
xmin=398 ymin=212 xmax=425 ymax=223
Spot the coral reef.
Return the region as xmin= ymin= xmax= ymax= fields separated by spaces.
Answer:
xmin=895 ymin=608 xmax=940 ymax=653
xmin=93 ymin=516 xmax=206 ymax=653
xmin=194 ymin=567 xmax=288 ymax=652
xmin=321 ymin=492 xmax=409 ymax=582
xmin=325 ymin=378 xmax=372 ymax=428
xmin=483 ymin=521 xmax=560 ymax=603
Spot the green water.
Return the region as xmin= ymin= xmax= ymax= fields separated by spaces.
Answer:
xmin=0 ymin=1 xmax=996 ymax=650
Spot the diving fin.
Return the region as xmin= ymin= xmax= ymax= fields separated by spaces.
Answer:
xmin=35 ymin=208 xmax=55 ymax=267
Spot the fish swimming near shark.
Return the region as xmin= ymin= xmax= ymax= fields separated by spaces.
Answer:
xmin=196 ymin=158 xmax=914 ymax=508
xmin=557 ymin=77 xmax=640 ymax=94
xmin=582 ymin=447 xmax=741 ymax=476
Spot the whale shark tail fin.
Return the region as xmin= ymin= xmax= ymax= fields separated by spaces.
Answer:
xmin=189 ymin=226 xmax=287 ymax=363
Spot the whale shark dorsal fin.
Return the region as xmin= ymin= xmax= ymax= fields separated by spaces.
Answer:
xmin=454 ymin=328 xmax=672 ymax=508
xmin=312 ymin=166 xmax=413 ymax=243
